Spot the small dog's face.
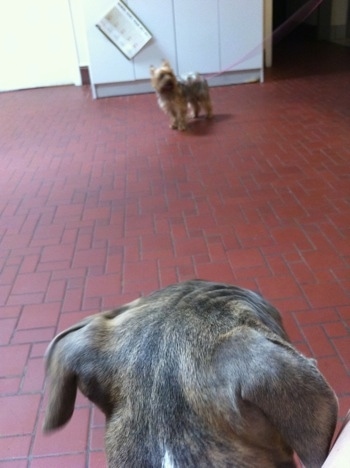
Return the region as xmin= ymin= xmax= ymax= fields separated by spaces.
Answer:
xmin=150 ymin=60 xmax=177 ymax=95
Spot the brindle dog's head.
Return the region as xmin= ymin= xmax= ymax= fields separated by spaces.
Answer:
xmin=43 ymin=280 xmax=338 ymax=467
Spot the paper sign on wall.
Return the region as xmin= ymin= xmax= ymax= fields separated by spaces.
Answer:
xmin=96 ymin=1 xmax=152 ymax=60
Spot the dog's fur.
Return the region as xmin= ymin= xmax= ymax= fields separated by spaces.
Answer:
xmin=43 ymin=280 xmax=338 ymax=467
xmin=150 ymin=61 xmax=213 ymax=130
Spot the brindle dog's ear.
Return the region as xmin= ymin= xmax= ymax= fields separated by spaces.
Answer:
xmin=43 ymin=309 xmax=127 ymax=433
xmin=43 ymin=315 xmax=98 ymax=432
xmin=218 ymin=329 xmax=338 ymax=467
xmin=43 ymin=354 xmax=77 ymax=432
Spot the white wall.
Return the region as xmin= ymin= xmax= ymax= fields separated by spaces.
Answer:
xmin=0 ymin=0 xmax=82 ymax=91
xmin=69 ymin=0 xmax=89 ymax=66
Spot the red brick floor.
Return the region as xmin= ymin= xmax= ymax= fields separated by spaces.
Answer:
xmin=1 ymin=36 xmax=350 ymax=466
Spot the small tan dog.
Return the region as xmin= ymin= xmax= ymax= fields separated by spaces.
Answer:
xmin=43 ymin=280 xmax=337 ymax=467
xmin=150 ymin=61 xmax=213 ymax=130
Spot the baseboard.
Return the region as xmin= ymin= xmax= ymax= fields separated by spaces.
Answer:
xmin=91 ymin=69 xmax=263 ymax=99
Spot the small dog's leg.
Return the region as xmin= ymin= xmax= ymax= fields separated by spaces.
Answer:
xmin=177 ymin=118 xmax=187 ymax=131
xmin=170 ymin=117 xmax=178 ymax=130
xmin=167 ymin=107 xmax=180 ymax=130
xmin=204 ymin=100 xmax=213 ymax=119
xmin=192 ymin=102 xmax=200 ymax=118
xmin=176 ymin=104 xmax=188 ymax=131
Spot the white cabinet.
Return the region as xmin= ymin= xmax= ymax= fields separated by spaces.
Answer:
xmin=128 ymin=0 xmax=177 ymax=80
xmin=84 ymin=0 xmax=263 ymax=98
xmin=174 ymin=0 xmax=220 ymax=73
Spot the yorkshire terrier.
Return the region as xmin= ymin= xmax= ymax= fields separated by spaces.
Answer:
xmin=150 ymin=60 xmax=213 ymax=131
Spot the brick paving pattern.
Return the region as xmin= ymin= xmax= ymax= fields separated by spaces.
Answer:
xmin=0 ymin=37 xmax=349 ymax=466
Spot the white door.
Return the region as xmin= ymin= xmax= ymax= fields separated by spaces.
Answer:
xmin=0 ymin=0 xmax=81 ymax=92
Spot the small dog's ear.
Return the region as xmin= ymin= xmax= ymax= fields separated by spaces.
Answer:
xmin=150 ymin=65 xmax=155 ymax=76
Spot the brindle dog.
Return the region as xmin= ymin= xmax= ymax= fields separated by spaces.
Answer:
xmin=43 ymin=280 xmax=337 ymax=467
